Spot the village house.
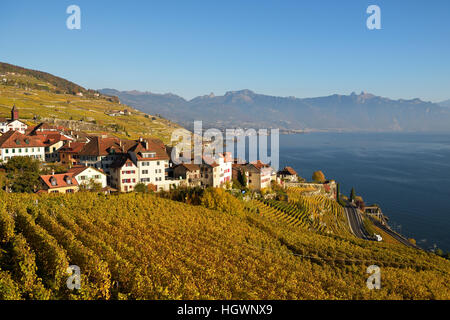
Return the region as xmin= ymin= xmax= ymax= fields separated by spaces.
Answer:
xmin=277 ymin=166 xmax=299 ymax=182
xmin=173 ymin=163 xmax=201 ymax=187
xmin=197 ymin=152 xmax=233 ymax=188
xmin=110 ymin=156 xmax=139 ymax=192
xmin=232 ymin=160 xmax=276 ymax=191
xmin=77 ymin=136 xmax=135 ymax=175
xmin=0 ymin=130 xmax=46 ymax=162
xmin=108 ymin=138 xmax=180 ymax=192
xmin=39 ymin=172 xmax=79 ymax=193
xmin=41 ymin=133 xmax=72 ymax=162
xmin=0 ymin=105 xmax=28 ymax=134
xmin=67 ymin=165 xmax=107 ymax=189
xmin=58 ymin=141 xmax=86 ymax=166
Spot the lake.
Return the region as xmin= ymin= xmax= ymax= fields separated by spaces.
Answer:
xmin=278 ymin=132 xmax=450 ymax=252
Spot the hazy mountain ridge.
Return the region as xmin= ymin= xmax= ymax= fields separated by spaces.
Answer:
xmin=101 ymin=88 xmax=450 ymax=132
xmin=439 ymin=99 xmax=450 ymax=108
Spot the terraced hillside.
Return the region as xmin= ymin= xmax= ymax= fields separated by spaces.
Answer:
xmin=1 ymin=191 xmax=449 ymax=300
xmin=0 ymin=62 xmax=187 ymax=144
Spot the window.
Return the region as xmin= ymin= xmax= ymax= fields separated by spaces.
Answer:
xmin=144 ymin=152 xmax=156 ymax=158
xmin=142 ymin=170 xmax=148 ymax=174
xmin=50 ymin=178 xmax=57 ymax=186
xmin=66 ymin=189 xmax=74 ymax=193
xmin=5 ymin=149 xmax=8 ymax=154
xmin=157 ymin=161 xmax=160 ymax=166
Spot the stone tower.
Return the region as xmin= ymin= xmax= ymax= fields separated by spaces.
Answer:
xmin=11 ymin=104 xmax=19 ymax=121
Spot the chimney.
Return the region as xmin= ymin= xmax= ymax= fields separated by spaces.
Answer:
xmin=145 ymin=140 xmax=149 ymax=150
xmin=51 ymin=170 xmax=55 ymax=175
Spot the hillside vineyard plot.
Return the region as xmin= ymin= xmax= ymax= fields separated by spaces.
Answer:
xmin=1 ymin=192 xmax=449 ymax=300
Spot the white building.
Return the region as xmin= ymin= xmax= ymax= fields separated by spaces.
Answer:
xmin=110 ymin=156 xmax=139 ymax=192
xmin=0 ymin=130 xmax=45 ymax=163
xmin=110 ymin=138 xmax=180 ymax=192
xmin=67 ymin=165 xmax=107 ymax=189
xmin=0 ymin=105 xmax=27 ymax=134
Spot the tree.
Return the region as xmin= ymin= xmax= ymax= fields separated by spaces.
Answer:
xmin=78 ymin=179 xmax=102 ymax=192
xmin=3 ymin=157 xmax=40 ymax=193
xmin=312 ymin=170 xmax=325 ymax=183
xmin=350 ymin=187 xmax=356 ymax=202
xmin=237 ymin=169 xmax=247 ymax=187
xmin=41 ymin=163 xmax=66 ymax=175
xmin=354 ymin=196 xmax=365 ymax=211
xmin=134 ymin=183 xmax=148 ymax=193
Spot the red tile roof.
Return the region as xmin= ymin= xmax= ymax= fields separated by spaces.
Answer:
xmin=130 ymin=139 xmax=170 ymax=161
xmin=40 ymin=133 xmax=72 ymax=146
xmin=40 ymin=173 xmax=79 ymax=189
xmin=250 ymin=160 xmax=271 ymax=170
xmin=58 ymin=141 xmax=86 ymax=154
xmin=279 ymin=166 xmax=298 ymax=176
xmin=78 ymin=136 xmax=134 ymax=156
xmin=0 ymin=130 xmax=46 ymax=148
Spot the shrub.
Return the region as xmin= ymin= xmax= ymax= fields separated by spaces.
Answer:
xmin=312 ymin=171 xmax=325 ymax=183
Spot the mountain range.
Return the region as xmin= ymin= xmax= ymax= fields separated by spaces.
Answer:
xmin=100 ymin=89 xmax=450 ymax=132
xmin=439 ymin=99 xmax=450 ymax=108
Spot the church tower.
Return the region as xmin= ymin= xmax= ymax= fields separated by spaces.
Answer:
xmin=11 ymin=104 xmax=19 ymax=121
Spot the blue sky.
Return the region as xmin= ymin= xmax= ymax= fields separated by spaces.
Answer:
xmin=0 ymin=0 xmax=449 ymax=102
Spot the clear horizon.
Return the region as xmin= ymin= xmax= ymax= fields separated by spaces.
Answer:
xmin=1 ymin=0 xmax=449 ymax=102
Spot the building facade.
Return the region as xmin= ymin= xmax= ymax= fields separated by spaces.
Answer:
xmin=0 ymin=131 xmax=45 ymax=162
xmin=67 ymin=165 xmax=107 ymax=189
xmin=39 ymin=173 xmax=79 ymax=193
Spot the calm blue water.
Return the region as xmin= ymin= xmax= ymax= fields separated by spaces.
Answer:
xmin=278 ymin=133 xmax=450 ymax=252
